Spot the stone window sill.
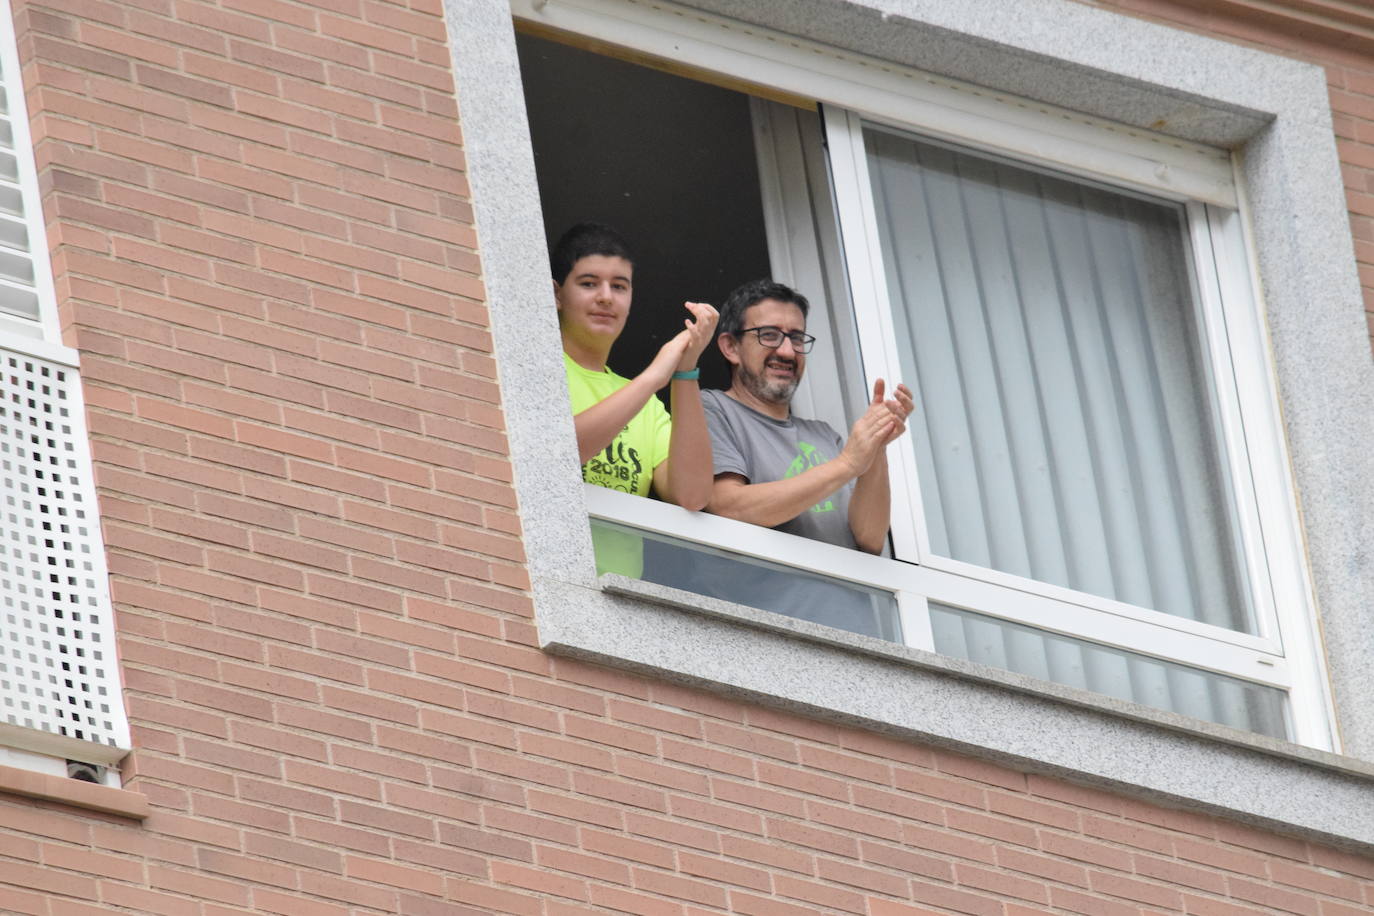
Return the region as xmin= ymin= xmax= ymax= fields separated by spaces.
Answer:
xmin=0 ymin=762 xmax=149 ymax=819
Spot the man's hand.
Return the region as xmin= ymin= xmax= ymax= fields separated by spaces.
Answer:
xmin=676 ymin=301 xmax=719 ymax=371
xmin=643 ymin=301 xmax=719 ymax=388
xmin=843 ymin=379 xmax=914 ymax=553
xmin=653 ymin=302 xmax=716 ymax=510
xmin=881 ymin=380 xmax=914 ymax=443
xmin=840 ymin=379 xmax=914 ymax=476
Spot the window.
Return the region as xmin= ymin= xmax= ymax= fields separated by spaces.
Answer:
xmin=826 ymin=112 xmax=1308 ymax=741
xmin=513 ymin=0 xmax=1334 ymax=749
xmin=0 ymin=0 xmax=128 ymax=782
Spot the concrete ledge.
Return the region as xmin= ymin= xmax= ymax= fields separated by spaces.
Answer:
xmin=602 ymin=576 xmax=1374 ymax=782
xmin=538 ymin=573 xmax=1374 ymax=851
xmin=0 ymin=763 xmax=149 ymax=820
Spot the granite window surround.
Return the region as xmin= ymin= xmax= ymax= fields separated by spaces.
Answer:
xmin=441 ymin=0 xmax=1374 ymax=849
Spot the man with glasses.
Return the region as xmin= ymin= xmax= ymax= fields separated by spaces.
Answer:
xmin=703 ymin=279 xmax=913 ymax=555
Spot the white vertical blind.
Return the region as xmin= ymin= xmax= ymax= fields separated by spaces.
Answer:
xmin=864 ymin=125 xmax=1253 ymax=634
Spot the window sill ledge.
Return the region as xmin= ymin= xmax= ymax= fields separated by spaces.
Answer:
xmin=536 ymin=571 xmax=1374 ymax=850
xmin=0 ymin=762 xmax=149 ymax=819
xmin=615 ymin=576 xmax=1372 ymax=773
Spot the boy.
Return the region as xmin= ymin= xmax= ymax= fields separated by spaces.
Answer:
xmin=554 ymin=222 xmax=717 ymax=574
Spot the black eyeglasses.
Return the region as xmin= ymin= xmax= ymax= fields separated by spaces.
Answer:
xmin=737 ymin=326 xmax=817 ymax=354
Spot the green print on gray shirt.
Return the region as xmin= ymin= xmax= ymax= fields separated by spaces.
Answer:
xmin=701 ymin=389 xmax=857 ymax=551
xmin=784 ymin=441 xmax=835 ymax=514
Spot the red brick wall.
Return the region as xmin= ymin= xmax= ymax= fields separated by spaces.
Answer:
xmin=10 ymin=658 xmax=1374 ymax=915
xmin=1088 ymin=0 xmax=1374 ymax=351
xmin=0 ymin=1 xmax=1371 ymax=915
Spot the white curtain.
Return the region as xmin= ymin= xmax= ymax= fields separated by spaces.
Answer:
xmin=864 ymin=125 xmax=1251 ymax=633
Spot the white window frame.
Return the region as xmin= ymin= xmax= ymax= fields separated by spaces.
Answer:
xmin=509 ymin=0 xmax=1335 ymax=750
xmin=821 ymin=107 xmax=1332 ymax=747
xmin=0 ymin=0 xmax=129 ymax=781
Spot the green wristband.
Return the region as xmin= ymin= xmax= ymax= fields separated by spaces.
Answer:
xmin=671 ymin=368 xmax=700 ymax=381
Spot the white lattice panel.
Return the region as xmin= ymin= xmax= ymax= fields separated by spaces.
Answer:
xmin=0 ymin=348 xmax=128 ymax=756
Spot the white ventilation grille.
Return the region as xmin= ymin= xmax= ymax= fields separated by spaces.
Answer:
xmin=0 ymin=348 xmax=128 ymax=754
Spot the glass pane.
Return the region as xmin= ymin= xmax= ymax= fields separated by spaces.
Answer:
xmin=590 ymin=519 xmax=902 ymax=642
xmin=930 ymin=604 xmax=1288 ymax=739
xmin=864 ymin=124 xmax=1253 ymax=633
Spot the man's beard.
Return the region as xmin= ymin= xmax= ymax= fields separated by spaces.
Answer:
xmin=738 ymin=357 xmax=800 ymax=405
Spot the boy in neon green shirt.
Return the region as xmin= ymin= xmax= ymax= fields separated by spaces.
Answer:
xmin=553 ymin=222 xmax=717 ymax=575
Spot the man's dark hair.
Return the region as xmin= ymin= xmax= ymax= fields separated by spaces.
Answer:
xmin=719 ymin=278 xmax=810 ymax=338
xmin=550 ymin=222 xmax=635 ymax=284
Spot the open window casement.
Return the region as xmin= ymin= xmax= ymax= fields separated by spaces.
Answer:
xmin=515 ymin=0 xmax=1334 ymax=750
xmin=821 ymin=106 xmax=1314 ymax=742
xmin=749 ymin=99 xmax=1326 ymax=746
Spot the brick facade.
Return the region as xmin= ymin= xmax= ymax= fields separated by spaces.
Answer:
xmin=1 ymin=1 xmax=1371 ymax=915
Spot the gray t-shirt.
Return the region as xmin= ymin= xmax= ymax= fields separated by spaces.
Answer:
xmin=701 ymin=389 xmax=856 ymax=550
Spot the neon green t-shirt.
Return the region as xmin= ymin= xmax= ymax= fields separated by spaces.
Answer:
xmin=565 ymin=353 xmax=672 ymax=576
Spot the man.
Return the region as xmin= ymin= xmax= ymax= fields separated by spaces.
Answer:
xmin=554 ymin=222 xmax=718 ymax=576
xmin=697 ymin=279 xmax=913 ymax=635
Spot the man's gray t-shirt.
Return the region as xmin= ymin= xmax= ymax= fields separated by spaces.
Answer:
xmin=701 ymin=389 xmax=856 ymax=550
xmin=646 ymin=389 xmax=892 ymax=640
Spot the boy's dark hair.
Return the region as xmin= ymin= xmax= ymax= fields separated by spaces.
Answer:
xmin=719 ymin=278 xmax=810 ymax=338
xmin=550 ymin=222 xmax=635 ymax=284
